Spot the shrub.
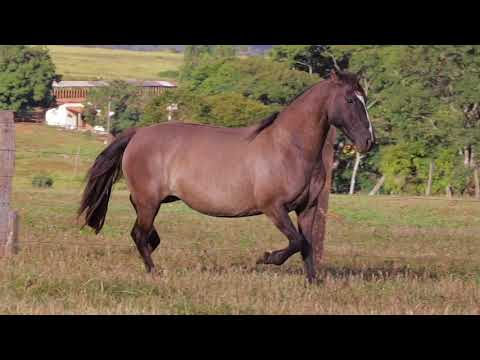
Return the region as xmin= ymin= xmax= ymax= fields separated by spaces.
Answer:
xmin=199 ymin=92 xmax=279 ymax=128
xmin=32 ymin=175 xmax=54 ymax=188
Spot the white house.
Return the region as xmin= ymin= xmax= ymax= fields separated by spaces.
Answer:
xmin=45 ymin=103 xmax=85 ymax=129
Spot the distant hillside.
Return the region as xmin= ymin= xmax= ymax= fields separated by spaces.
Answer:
xmin=48 ymin=46 xmax=183 ymax=81
xmin=48 ymin=45 xmax=272 ymax=81
xmin=70 ymin=45 xmax=273 ymax=54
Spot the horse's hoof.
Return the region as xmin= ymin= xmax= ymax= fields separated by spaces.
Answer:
xmin=146 ymin=267 xmax=158 ymax=278
xmin=256 ymin=251 xmax=271 ymax=265
xmin=306 ymin=277 xmax=323 ymax=286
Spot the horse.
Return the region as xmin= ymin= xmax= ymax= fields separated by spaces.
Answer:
xmin=78 ymin=69 xmax=375 ymax=283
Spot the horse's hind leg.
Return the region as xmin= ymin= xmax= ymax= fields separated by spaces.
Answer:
xmin=130 ymin=197 xmax=161 ymax=273
xmin=130 ymin=195 xmax=161 ymax=253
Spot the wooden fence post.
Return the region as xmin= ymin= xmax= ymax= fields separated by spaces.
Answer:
xmin=73 ymin=145 xmax=80 ymax=178
xmin=0 ymin=111 xmax=18 ymax=257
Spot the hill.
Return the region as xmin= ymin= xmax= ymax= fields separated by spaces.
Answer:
xmin=70 ymin=45 xmax=273 ymax=54
xmin=47 ymin=45 xmax=183 ymax=81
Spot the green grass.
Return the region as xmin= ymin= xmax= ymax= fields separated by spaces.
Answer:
xmin=1 ymin=124 xmax=479 ymax=314
xmin=14 ymin=124 xmax=106 ymax=189
xmin=46 ymin=45 xmax=183 ymax=81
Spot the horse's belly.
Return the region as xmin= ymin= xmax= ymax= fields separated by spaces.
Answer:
xmin=184 ymin=200 xmax=262 ymax=218
xmin=179 ymin=191 xmax=261 ymax=218
xmin=169 ymin=168 xmax=259 ymax=218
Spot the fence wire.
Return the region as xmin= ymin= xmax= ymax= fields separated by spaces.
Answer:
xmin=4 ymin=130 xmax=480 ymax=266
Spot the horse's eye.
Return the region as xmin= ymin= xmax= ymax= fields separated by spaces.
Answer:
xmin=346 ymin=97 xmax=353 ymax=104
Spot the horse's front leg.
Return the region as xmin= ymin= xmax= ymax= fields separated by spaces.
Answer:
xmin=256 ymin=205 xmax=304 ymax=269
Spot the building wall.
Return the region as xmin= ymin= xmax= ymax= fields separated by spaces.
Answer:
xmin=45 ymin=104 xmax=85 ymax=129
xmin=53 ymin=86 xmax=168 ymax=105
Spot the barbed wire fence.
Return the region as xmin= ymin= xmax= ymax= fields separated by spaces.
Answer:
xmin=4 ymin=116 xmax=480 ymax=267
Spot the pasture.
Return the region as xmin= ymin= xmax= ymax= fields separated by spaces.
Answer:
xmin=0 ymin=124 xmax=479 ymax=314
xmin=46 ymin=46 xmax=183 ymax=81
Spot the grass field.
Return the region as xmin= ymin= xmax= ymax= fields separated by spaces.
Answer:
xmin=46 ymin=46 xmax=183 ymax=81
xmin=1 ymin=124 xmax=479 ymax=314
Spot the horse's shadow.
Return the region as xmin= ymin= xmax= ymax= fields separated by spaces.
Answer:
xmin=243 ymin=263 xmax=440 ymax=282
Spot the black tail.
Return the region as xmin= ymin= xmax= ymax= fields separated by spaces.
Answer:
xmin=78 ymin=128 xmax=137 ymax=234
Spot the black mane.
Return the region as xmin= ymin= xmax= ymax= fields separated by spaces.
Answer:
xmin=248 ymin=112 xmax=280 ymax=140
xmin=247 ymin=84 xmax=316 ymax=141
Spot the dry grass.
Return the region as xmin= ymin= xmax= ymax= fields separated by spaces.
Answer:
xmin=46 ymin=45 xmax=183 ymax=81
xmin=1 ymin=124 xmax=479 ymax=314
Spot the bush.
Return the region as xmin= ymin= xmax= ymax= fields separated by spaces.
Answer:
xmin=141 ymin=89 xmax=280 ymax=128
xmin=32 ymin=175 xmax=54 ymax=188
xmin=141 ymin=88 xmax=203 ymax=126
xmin=432 ymin=148 xmax=472 ymax=195
xmin=199 ymin=92 xmax=278 ymax=128
xmin=379 ymin=143 xmax=424 ymax=195
xmin=83 ymin=80 xmax=145 ymax=134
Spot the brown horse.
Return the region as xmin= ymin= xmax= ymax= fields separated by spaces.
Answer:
xmin=78 ymin=69 xmax=375 ymax=283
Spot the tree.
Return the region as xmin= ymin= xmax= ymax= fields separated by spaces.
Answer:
xmin=141 ymin=88 xmax=203 ymax=126
xmin=213 ymin=45 xmax=238 ymax=58
xmin=0 ymin=45 xmax=57 ymax=112
xmin=327 ymin=45 xmax=480 ymax=196
xmin=141 ymin=88 xmax=277 ymax=129
xmin=269 ymin=45 xmax=348 ymax=77
xmin=143 ymin=53 xmax=318 ymax=129
xmin=181 ymin=56 xmax=318 ymax=106
xmin=183 ymin=45 xmax=216 ymax=66
xmin=83 ymin=81 xmax=147 ymax=134
xmin=197 ymin=92 xmax=275 ymax=128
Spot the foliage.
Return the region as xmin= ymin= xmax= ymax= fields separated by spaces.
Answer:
xmin=143 ymin=53 xmax=316 ymax=129
xmin=32 ymin=175 xmax=54 ymax=188
xmin=213 ymin=45 xmax=238 ymax=58
xmin=432 ymin=148 xmax=472 ymax=194
xmin=141 ymin=88 xmax=278 ymax=128
xmin=197 ymin=92 xmax=277 ymax=127
xmin=83 ymin=80 xmax=148 ymax=134
xmin=379 ymin=143 xmax=426 ymax=195
xmin=181 ymin=56 xmax=318 ymax=105
xmin=323 ymin=45 xmax=480 ymax=196
xmin=141 ymin=88 xmax=203 ymax=125
xmin=269 ymin=45 xmax=349 ymax=77
xmin=0 ymin=45 xmax=57 ymax=112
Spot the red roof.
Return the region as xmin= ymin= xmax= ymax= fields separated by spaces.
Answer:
xmin=66 ymin=106 xmax=85 ymax=114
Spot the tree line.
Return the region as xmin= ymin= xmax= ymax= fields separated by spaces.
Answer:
xmin=1 ymin=45 xmax=478 ymax=197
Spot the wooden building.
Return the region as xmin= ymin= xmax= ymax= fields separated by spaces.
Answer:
xmin=52 ymin=80 xmax=177 ymax=105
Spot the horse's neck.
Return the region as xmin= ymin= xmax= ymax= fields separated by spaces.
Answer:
xmin=270 ymin=82 xmax=332 ymax=162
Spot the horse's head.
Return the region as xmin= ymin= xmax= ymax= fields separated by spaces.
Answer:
xmin=327 ymin=69 xmax=375 ymax=154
